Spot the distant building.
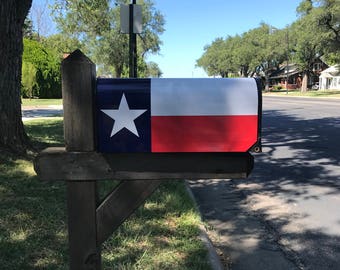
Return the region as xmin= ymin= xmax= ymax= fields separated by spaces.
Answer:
xmin=319 ymin=65 xmax=340 ymax=90
xmin=269 ymin=59 xmax=328 ymax=90
xmin=269 ymin=63 xmax=302 ymax=89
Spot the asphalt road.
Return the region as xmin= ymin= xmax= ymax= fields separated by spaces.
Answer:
xmin=189 ymin=96 xmax=340 ymax=270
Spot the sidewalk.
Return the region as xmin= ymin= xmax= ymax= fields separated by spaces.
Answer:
xmin=21 ymin=105 xmax=63 ymax=121
xmin=188 ymin=179 xmax=298 ymax=270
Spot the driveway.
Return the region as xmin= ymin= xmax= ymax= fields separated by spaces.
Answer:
xmin=22 ymin=105 xmax=63 ymax=121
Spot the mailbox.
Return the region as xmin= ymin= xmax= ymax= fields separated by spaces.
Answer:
xmin=96 ymin=78 xmax=262 ymax=153
xmin=34 ymin=51 xmax=263 ymax=270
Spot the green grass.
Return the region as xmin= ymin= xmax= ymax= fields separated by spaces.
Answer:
xmin=0 ymin=118 xmax=211 ymax=270
xmin=263 ymin=89 xmax=340 ymax=98
xmin=22 ymin=99 xmax=62 ymax=106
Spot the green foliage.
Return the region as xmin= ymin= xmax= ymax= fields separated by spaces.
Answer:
xmin=52 ymin=0 xmax=110 ymax=36
xmin=21 ymin=62 xmax=37 ymax=98
xmin=197 ymin=37 xmax=232 ymax=77
xmin=296 ymin=0 xmax=313 ymax=16
xmin=312 ymin=0 xmax=340 ymax=61
xmin=291 ymin=0 xmax=340 ymax=91
xmin=22 ymin=39 xmax=61 ymax=98
xmin=146 ymin=61 xmax=162 ymax=77
xmin=272 ymin=85 xmax=283 ymax=91
xmin=291 ymin=0 xmax=340 ymax=64
xmin=197 ymin=23 xmax=287 ymax=89
xmin=197 ymin=0 xmax=339 ymax=92
xmin=242 ymin=23 xmax=286 ymax=79
xmin=42 ymin=34 xmax=84 ymax=57
xmin=51 ymin=0 xmax=165 ymax=78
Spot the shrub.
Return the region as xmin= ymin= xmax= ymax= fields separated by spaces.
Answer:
xmin=22 ymin=39 xmax=62 ymax=98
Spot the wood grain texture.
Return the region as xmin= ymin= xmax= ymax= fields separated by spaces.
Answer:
xmin=34 ymin=147 xmax=254 ymax=181
xmin=67 ymin=181 xmax=101 ymax=269
xmin=61 ymin=50 xmax=96 ymax=151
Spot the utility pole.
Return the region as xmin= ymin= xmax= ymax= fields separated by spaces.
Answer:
xmin=286 ymin=27 xmax=289 ymax=95
xmin=129 ymin=0 xmax=137 ymax=78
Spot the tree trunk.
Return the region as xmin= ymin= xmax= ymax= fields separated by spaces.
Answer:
xmin=264 ymin=72 xmax=270 ymax=91
xmin=301 ymin=72 xmax=308 ymax=93
xmin=0 ymin=0 xmax=32 ymax=153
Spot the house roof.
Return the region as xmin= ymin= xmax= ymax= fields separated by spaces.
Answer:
xmin=269 ymin=64 xmax=300 ymax=79
xmin=320 ymin=65 xmax=340 ymax=78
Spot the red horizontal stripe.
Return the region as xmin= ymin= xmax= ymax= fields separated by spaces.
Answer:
xmin=151 ymin=115 xmax=258 ymax=152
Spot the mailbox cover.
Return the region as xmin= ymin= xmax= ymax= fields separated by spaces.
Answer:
xmin=96 ymin=78 xmax=261 ymax=153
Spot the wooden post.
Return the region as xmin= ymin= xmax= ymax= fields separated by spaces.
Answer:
xmin=61 ymin=50 xmax=100 ymax=270
xmin=62 ymin=49 xmax=96 ymax=152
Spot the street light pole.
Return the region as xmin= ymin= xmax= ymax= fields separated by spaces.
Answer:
xmin=286 ymin=27 xmax=289 ymax=94
xmin=129 ymin=0 xmax=137 ymax=78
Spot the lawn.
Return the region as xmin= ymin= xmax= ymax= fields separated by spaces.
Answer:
xmin=0 ymin=118 xmax=211 ymax=270
xmin=263 ymin=89 xmax=340 ymax=98
xmin=22 ymin=99 xmax=62 ymax=106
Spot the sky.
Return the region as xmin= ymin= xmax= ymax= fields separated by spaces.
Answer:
xmin=31 ymin=0 xmax=303 ymax=78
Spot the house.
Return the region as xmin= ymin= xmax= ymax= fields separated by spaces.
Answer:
xmin=319 ymin=65 xmax=340 ymax=90
xmin=269 ymin=63 xmax=302 ymax=89
xmin=269 ymin=59 xmax=328 ymax=90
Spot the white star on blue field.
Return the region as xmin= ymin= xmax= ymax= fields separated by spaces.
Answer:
xmin=101 ymin=94 xmax=147 ymax=137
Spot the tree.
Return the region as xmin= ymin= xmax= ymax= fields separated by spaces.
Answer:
xmin=197 ymin=23 xmax=286 ymax=86
xmin=232 ymin=34 xmax=253 ymax=77
xmin=311 ymin=0 xmax=340 ymax=62
xmin=51 ymin=0 xmax=165 ymax=78
xmin=23 ymin=17 xmax=34 ymax=39
xmin=31 ymin=0 xmax=52 ymax=40
xmin=196 ymin=37 xmax=235 ymax=77
xmin=242 ymin=24 xmax=286 ymax=90
xmin=42 ymin=34 xmax=84 ymax=57
xmin=293 ymin=0 xmax=335 ymax=92
xmin=23 ymin=38 xmax=62 ymax=98
xmin=146 ymin=61 xmax=162 ymax=77
xmin=0 ymin=0 xmax=32 ymax=153
xmin=22 ymin=61 xmax=37 ymax=98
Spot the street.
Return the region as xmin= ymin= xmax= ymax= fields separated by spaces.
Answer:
xmin=189 ymin=96 xmax=340 ymax=270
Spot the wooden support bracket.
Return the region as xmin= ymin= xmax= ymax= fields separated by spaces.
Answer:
xmin=96 ymin=180 xmax=161 ymax=245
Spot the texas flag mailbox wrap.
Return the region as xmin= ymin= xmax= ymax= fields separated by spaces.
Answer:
xmin=96 ymin=78 xmax=261 ymax=153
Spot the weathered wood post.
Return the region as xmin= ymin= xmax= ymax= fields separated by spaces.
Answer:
xmin=61 ymin=50 xmax=101 ymax=269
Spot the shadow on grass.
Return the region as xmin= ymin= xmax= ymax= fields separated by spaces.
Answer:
xmin=0 ymin=119 xmax=211 ymax=270
xmin=0 ymin=155 xmax=68 ymax=269
xmin=101 ymin=181 xmax=211 ymax=270
xmin=24 ymin=118 xmax=64 ymax=150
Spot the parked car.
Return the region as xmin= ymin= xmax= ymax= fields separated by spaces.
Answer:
xmin=311 ymin=82 xmax=319 ymax=90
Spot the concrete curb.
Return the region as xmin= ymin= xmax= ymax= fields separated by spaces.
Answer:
xmin=185 ymin=181 xmax=225 ymax=270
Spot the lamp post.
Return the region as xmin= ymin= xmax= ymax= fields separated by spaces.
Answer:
xmin=286 ymin=27 xmax=289 ymax=95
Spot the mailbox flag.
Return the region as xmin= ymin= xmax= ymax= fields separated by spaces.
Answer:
xmin=97 ymin=78 xmax=260 ymax=153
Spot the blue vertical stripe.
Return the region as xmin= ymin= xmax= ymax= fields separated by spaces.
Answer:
xmin=96 ymin=78 xmax=151 ymax=152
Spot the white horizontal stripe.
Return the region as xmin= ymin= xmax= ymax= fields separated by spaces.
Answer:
xmin=151 ymin=78 xmax=259 ymax=116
